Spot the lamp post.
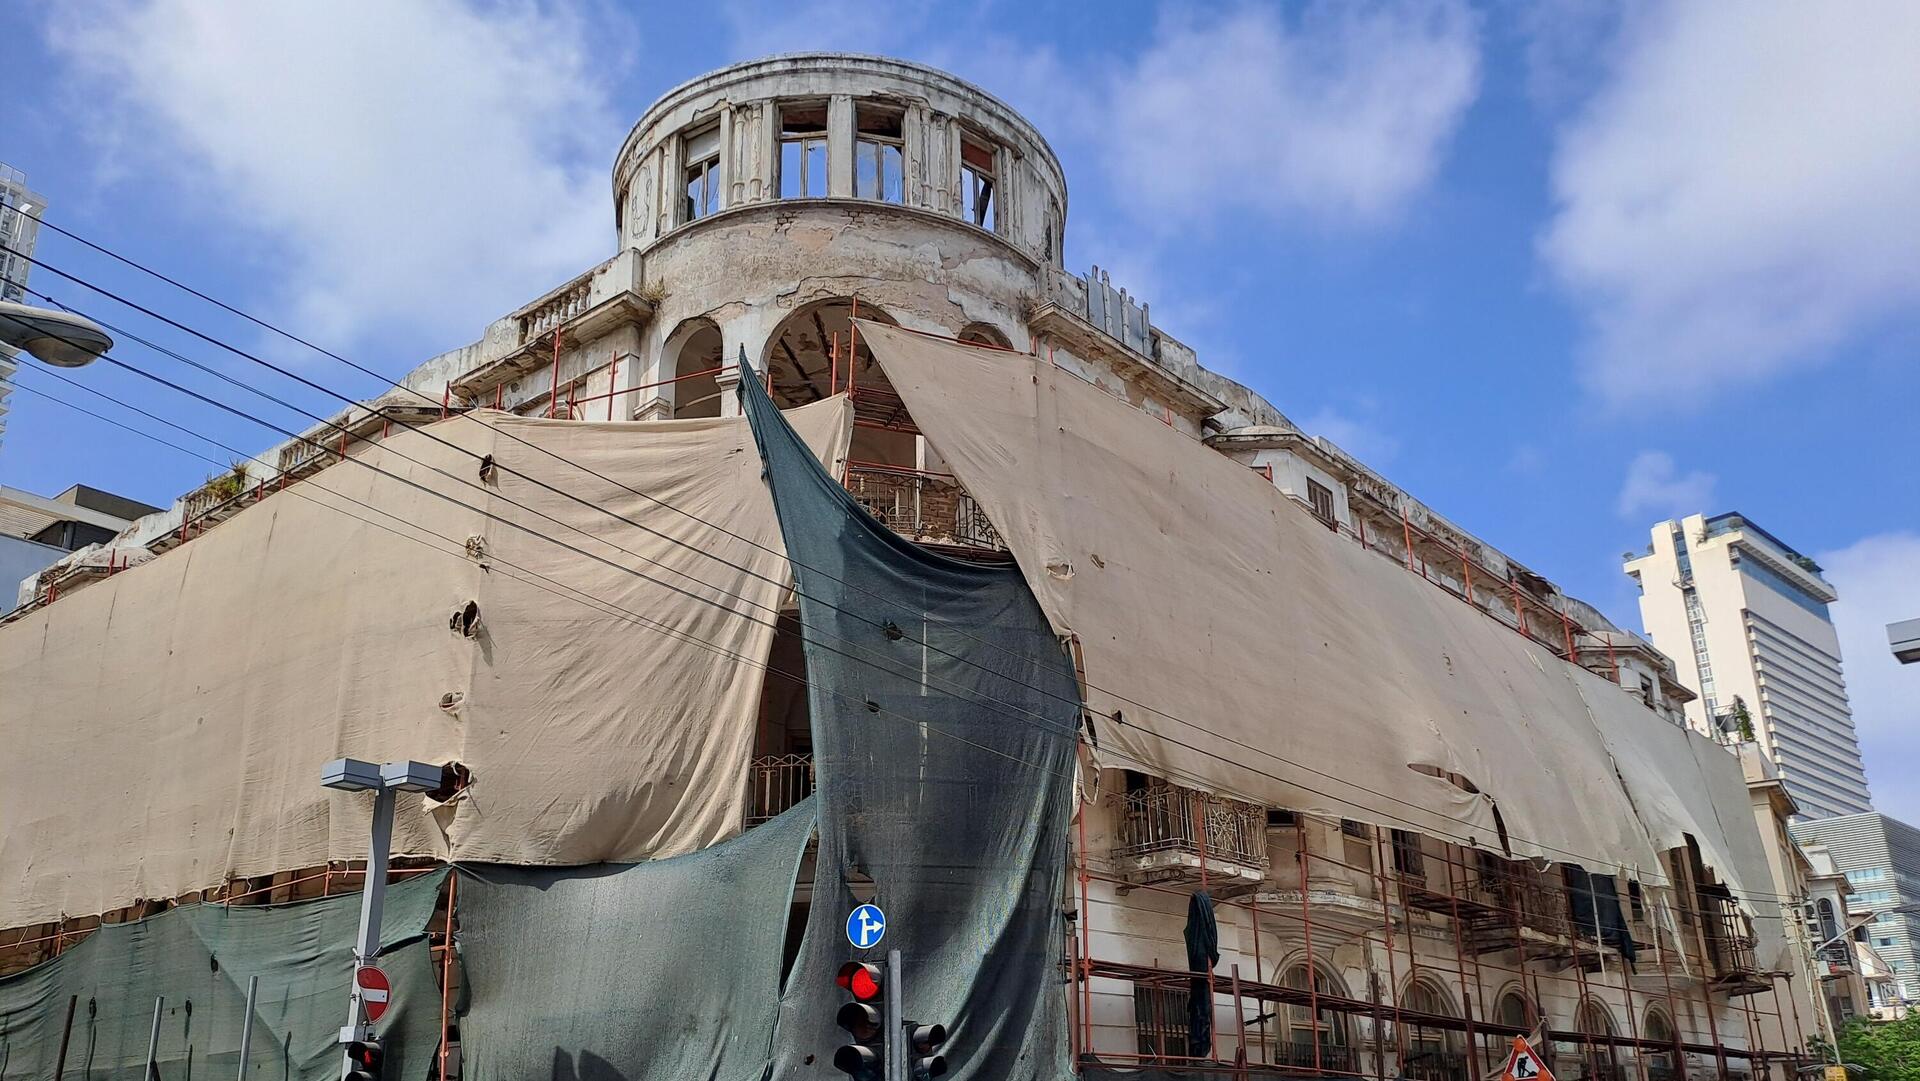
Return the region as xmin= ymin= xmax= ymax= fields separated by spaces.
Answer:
xmin=0 ymin=300 xmax=113 ymax=367
xmin=320 ymin=758 xmax=448 ymax=1079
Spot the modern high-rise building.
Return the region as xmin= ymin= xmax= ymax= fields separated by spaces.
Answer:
xmin=1791 ymin=813 xmax=1920 ymax=1015
xmin=1625 ymin=512 xmax=1874 ymax=819
xmin=0 ymin=162 xmax=49 ymax=454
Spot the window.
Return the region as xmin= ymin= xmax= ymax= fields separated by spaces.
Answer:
xmin=1268 ymin=807 xmax=1297 ymax=827
xmin=1341 ymin=819 xmax=1371 ymax=839
xmin=779 ymin=104 xmax=828 ymax=199
xmin=855 ymin=105 xmax=904 ymax=203
xmin=682 ymin=126 xmax=720 ymax=222
xmin=1391 ymin=829 xmax=1425 ymax=877
xmin=1627 ymin=880 xmax=1645 ymax=922
xmin=1639 ymin=675 xmax=1656 ymax=708
xmin=961 ymin=135 xmax=996 ymax=230
xmin=1282 ymin=963 xmax=1352 ymax=1066
xmin=1401 ymin=981 xmax=1464 ymax=1081
xmin=1133 ymin=982 xmax=1187 ymax=1060
xmin=1306 ymin=479 xmax=1337 ymax=528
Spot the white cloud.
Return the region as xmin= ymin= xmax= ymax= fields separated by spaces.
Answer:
xmin=1614 ymin=450 xmax=1714 ymax=520
xmin=1819 ymin=532 xmax=1920 ymax=823
xmin=1302 ymin=405 xmax=1400 ymax=465
xmin=45 ymin=1 xmax=628 ymax=353
xmin=1540 ymin=2 xmax=1920 ymax=405
xmin=1105 ymin=2 xmax=1481 ymax=232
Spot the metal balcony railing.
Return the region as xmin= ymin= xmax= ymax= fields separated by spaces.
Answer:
xmin=1272 ymin=1040 xmax=1359 ymax=1074
xmin=843 ymin=463 xmax=1003 ymax=551
xmin=1402 ymin=1049 xmax=1471 ymax=1081
xmin=745 ymin=753 xmax=813 ymax=826
xmin=1112 ymin=782 xmax=1268 ymax=870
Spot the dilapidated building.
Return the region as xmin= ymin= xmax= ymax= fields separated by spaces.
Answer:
xmin=0 ymin=55 xmax=1849 ymax=1081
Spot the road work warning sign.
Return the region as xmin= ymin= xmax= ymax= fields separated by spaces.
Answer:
xmin=1499 ymin=1035 xmax=1554 ymax=1081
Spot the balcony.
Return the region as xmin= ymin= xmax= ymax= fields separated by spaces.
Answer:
xmin=1402 ymin=1049 xmax=1472 ymax=1081
xmin=1270 ymin=1040 xmax=1360 ymax=1074
xmin=1111 ymin=781 xmax=1268 ymax=894
xmin=843 ymin=463 xmax=1004 ymax=552
xmin=745 ymin=753 xmax=813 ymax=827
xmin=1699 ymin=893 xmax=1770 ymax=995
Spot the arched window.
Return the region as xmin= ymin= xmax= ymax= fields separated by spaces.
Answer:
xmin=663 ymin=318 xmax=724 ymax=419
xmin=1278 ymin=962 xmax=1353 ymax=1073
xmin=1573 ymin=999 xmax=1619 ymax=1080
xmin=957 ymin=322 xmax=1013 ymax=350
xmin=1815 ymin=897 xmax=1840 ymax=945
xmin=1482 ymin=988 xmax=1536 ymax=1070
xmin=1642 ymin=1007 xmax=1676 ymax=1079
xmin=1402 ymin=979 xmax=1466 ymax=1081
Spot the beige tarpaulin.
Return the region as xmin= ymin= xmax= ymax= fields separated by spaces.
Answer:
xmin=859 ymin=320 xmax=1773 ymax=908
xmin=0 ymin=399 xmax=850 ymax=929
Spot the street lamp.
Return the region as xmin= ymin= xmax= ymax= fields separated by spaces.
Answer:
xmin=0 ymin=300 xmax=113 ymax=367
xmin=320 ymin=757 xmax=452 ymax=1080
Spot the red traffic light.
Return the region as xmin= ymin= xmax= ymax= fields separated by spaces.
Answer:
xmin=836 ymin=960 xmax=884 ymax=1001
xmin=345 ymin=1038 xmax=383 ymax=1081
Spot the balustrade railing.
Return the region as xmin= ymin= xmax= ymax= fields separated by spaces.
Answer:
xmin=1112 ymin=782 xmax=1268 ymax=870
xmin=843 ymin=463 xmax=1003 ymax=551
xmin=745 ymin=753 xmax=813 ymax=826
xmin=517 ymin=272 xmax=594 ymax=344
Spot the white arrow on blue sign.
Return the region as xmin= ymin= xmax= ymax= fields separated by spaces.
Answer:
xmin=845 ymin=903 xmax=887 ymax=949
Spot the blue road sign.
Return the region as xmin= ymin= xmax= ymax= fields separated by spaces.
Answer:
xmin=846 ymin=903 xmax=887 ymax=949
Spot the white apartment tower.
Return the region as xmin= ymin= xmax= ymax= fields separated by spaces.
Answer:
xmin=1626 ymin=512 xmax=1873 ymax=819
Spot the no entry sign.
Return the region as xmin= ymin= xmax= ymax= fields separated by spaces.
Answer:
xmin=355 ymin=965 xmax=392 ymax=1023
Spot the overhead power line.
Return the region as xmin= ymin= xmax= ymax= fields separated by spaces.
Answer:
xmin=0 ymin=234 xmax=1804 ymax=904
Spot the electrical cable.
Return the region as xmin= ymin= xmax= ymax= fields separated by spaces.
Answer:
xmin=14 ymin=379 xmax=1812 ymax=940
xmin=10 ymin=372 xmax=1062 ymax=781
xmin=7 ymin=266 xmax=1735 ymax=896
xmin=1 ymin=243 xmax=1811 ymax=906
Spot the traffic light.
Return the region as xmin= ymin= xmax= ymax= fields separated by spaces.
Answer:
xmin=344 ymin=1037 xmax=383 ymax=1081
xmin=834 ymin=961 xmax=886 ymax=1080
xmin=906 ymin=1022 xmax=949 ymax=1079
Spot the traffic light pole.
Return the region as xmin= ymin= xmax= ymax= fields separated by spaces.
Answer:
xmin=340 ymin=786 xmax=395 ymax=1080
xmin=886 ymin=949 xmax=905 ymax=1081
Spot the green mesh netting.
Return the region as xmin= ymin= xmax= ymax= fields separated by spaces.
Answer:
xmin=742 ymin=374 xmax=1081 ymax=1080
xmin=454 ymin=799 xmax=816 ymax=1081
xmin=0 ymin=869 xmax=446 ymax=1080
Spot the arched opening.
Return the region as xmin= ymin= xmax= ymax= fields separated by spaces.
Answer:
xmin=1401 ymin=978 xmax=1466 ymax=1081
xmin=1278 ymin=961 xmax=1353 ymax=1073
xmin=1573 ymin=999 xmax=1619 ymax=1081
xmin=760 ymin=300 xmax=1004 ymax=552
xmin=1642 ymin=1007 xmax=1676 ymax=1080
xmin=957 ymin=321 xmax=1013 ymax=350
xmin=1815 ymin=897 xmax=1840 ymax=945
xmin=664 ymin=318 xmax=724 ymax=419
xmin=1483 ymin=987 xmax=1537 ymax=1070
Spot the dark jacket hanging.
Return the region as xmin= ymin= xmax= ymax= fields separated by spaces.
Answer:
xmin=1184 ymin=889 xmax=1220 ymax=1058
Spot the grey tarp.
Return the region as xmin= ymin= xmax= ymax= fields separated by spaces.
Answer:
xmin=454 ymin=800 xmax=816 ymax=1081
xmin=0 ymin=869 xmax=446 ymax=1080
xmin=741 ymin=370 xmax=1080 ymax=1080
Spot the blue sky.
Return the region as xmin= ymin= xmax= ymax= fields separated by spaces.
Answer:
xmin=3 ymin=1 xmax=1917 ymax=817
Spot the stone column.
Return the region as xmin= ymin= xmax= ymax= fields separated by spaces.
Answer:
xmin=713 ymin=363 xmax=744 ymax=418
xmin=827 ymin=95 xmax=854 ymax=198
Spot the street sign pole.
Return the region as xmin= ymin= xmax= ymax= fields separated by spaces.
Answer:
xmin=886 ymin=949 xmax=905 ymax=1081
xmin=340 ymin=786 xmax=396 ymax=1080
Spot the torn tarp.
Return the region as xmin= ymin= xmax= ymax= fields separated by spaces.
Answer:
xmin=742 ymin=367 xmax=1080 ymax=1081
